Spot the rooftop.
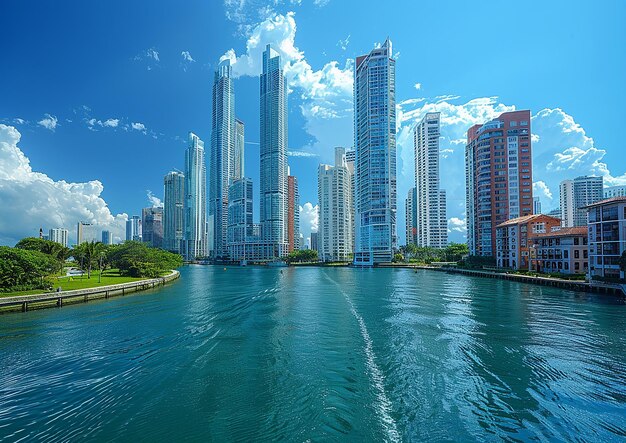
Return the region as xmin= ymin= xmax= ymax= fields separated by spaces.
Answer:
xmin=581 ymin=196 xmax=626 ymax=209
xmin=496 ymin=214 xmax=560 ymax=228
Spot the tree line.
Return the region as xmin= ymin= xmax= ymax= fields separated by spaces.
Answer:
xmin=0 ymin=238 xmax=183 ymax=293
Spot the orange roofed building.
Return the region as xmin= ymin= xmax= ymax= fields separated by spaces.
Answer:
xmin=496 ymin=214 xmax=561 ymax=270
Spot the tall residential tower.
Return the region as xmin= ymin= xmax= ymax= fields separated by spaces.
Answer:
xmin=414 ymin=112 xmax=447 ymax=248
xmin=465 ymin=110 xmax=533 ymax=257
xmin=184 ymin=132 xmax=207 ymax=260
xmin=353 ymin=38 xmax=396 ymax=265
xmin=259 ymin=44 xmax=289 ymax=258
xmin=163 ymin=171 xmax=185 ymax=254
xmin=209 ymin=59 xmax=235 ymax=259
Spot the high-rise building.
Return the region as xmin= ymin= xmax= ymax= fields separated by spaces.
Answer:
xmin=163 ymin=171 xmax=185 ymax=254
xmin=345 ymin=149 xmax=356 ymax=252
xmin=142 ymin=207 xmax=163 ymax=248
xmin=287 ymin=175 xmax=300 ymax=252
xmin=318 ymin=147 xmax=353 ymax=262
xmin=184 ymin=132 xmax=207 ymax=260
xmin=310 ymin=231 xmax=319 ymax=254
xmin=405 ymin=188 xmax=416 ymax=246
xmin=353 ymin=38 xmax=396 ymax=265
xmin=465 ymin=110 xmax=533 ymax=257
xmin=585 ymin=196 xmax=626 ymax=281
xmin=49 ymin=228 xmax=68 ymax=247
xmin=209 ymin=59 xmax=235 ymax=259
xmin=234 ymin=119 xmax=245 ymax=180
xmin=604 ymin=185 xmax=626 ymax=199
xmin=101 ymin=230 xmax=112 ymax=245
xmin=227 ymin=177 xmax=254 ymax=261
xmin=533 ymin=197 xmax=542 ymax=215
xmin=260 ymin=44 xmax=289 ymax=258
xmin=76 ymin=221 xmax=96 ymax=245
xmin=126 ymin=215 xmax=141 ymax=241
xmin=559 ymin=176 xmax=603 ymax=227
xmin=414 ymin=112 xmax=447 ymax=248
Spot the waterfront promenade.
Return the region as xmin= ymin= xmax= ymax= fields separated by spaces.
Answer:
xmin=0 ymin=270 xmax=180 ymax=313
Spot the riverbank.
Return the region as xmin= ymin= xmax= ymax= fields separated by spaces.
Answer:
xmin=379 ymin=263 xmax=626 ymax=297
xmin=0 ymin=270 xmax=180 ymax=313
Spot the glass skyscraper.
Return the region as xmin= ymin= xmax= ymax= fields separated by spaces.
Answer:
xmin=259 ymin=44 xmax=289 ymax=258
xmin=184 ymin=132 xmax=207 ymax=260
xmin=210 ymin=59 xmax=235 ymax=259
xmin=353 ymin=38 xmax=397 ymax=265
xmin=163 ymin=170 xmax=185 ymax=254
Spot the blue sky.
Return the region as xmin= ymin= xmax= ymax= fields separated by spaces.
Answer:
xmin=1 ymin=0 xmax=625 ymax=246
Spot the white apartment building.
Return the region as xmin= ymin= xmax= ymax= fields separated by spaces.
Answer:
xmin=560 ymin=176 xmax=603 ymax=227
xmin=414 ymin=112 xmax=447 ymax=248
xmin=318 ymin=147 xmax=353 ymax=262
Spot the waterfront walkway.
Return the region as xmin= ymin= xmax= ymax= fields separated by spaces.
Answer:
xmin=0 ymin=270 xmax=180 ymax=313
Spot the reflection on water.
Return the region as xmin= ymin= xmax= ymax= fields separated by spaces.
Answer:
xmin=0 ymin=266 xmax=625 ymax=441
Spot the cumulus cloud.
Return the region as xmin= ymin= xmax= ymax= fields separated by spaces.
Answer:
xmin=37 ymin=114 xmax=58 ymax=131
xmin=533 ymin=180 xmax=553 ymax=201
xmin=448 ymin=217 xmax=466 ymax=233
xmin=102 ymin=118 xmax=119 ymax=128
xmin=146 ymin=190 xmax=163 ymax=208
xmin=414 ymin=83 xmax=422 ymax=90
xmin=287 ymin=150 xmax=319 ymax=157
xmin=131 ymin=122 xmax=147 ymax=133
xmin=299 ymin=202 xmax=318 ymax=243
xmin=0 ymin=125 xmax=127 ymax=245
xmin=181 ymin=51 xmax=194 ymax=62
xmin=86 ymin=117 xmax=120 ymax=130
xmin=221 ymin=12 xmax=353 ymax=161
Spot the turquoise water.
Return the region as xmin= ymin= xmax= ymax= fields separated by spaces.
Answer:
xmin=1 ymin=266 xmax=625 ymax=442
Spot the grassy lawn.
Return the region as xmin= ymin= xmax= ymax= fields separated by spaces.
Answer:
xmin=1 ymin=269 xmax=144 ymax=297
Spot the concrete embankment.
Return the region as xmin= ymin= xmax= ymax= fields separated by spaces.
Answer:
xmin=379 ymin=264 xmax=625 ymax=297
xmin=0 ymin=270 xmax=180 ymax=314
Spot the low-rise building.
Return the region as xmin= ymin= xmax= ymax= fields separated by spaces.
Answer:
xmin=530 ymin=227 xmax=588 ymax=274
xmin=496 ymin=214 xmax=561 ymax=270
xmin=584 ymin=197 xmax=626 ymax=281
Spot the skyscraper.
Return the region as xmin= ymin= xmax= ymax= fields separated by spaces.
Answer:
xmin=227 ymin=177 xmax=253 ymax=260
xmin=209 ymin=59 xmax=235 ymax=259
xmin=142 ymin=207 xmax=164 ymax=248
xmin=318 ymin=147 xmax=353 ymax=262
xmin=287 ymin=175 xmax=300 ymax=252
xmin=101 ymin=230 xmax=112 ymax=245
xmin=345 ymin=149 xmax=356 ymax=253
xmin=163 ymin=171 xmax=185 ymax=254
xmin=353 ymin=38 xmax=396 ymax=265
xmin=234 ymin=118 xmax=245 ymax=180
xmin=465 ymin=110 xmax=533 ymax=257
xmin=49 ymin=228 xmax=69 ymax=247
xmin=405 ymin=188 xmax=416 ymax=246
xmin=126 ymin=215 xmax=141 ymax=241
xmin=414 ymin=112 xmax=447 ymax=248
xmin=184 ymin=132 xmax=207 ymax=260
xmin=260 ymin=44 xmax=289 ymax=258
xmin=76 ymin=221 xmax=96 ymax=245
xmin=559 ymin=175 xmax=603 ymax=227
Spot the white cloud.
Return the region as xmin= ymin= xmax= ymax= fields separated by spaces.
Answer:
xmin=221 ymin=12 xmax=353 ymax=162
xmin=134 ymin=48 xmax=160 ymax=70
xmin=299 ymin=202 xmax=318 ymax=242
xmin=0 ymin=125 xmax=127 ymax=246
xmin=414 ymin=83 xmax=422 ymax=90
xmin=181 ymin=51 xmax=195 ymax=62
xmin=131 ymin=122 xmax=147 ymax=133
xmin=448 ymin=217 xmax=466 ymax=233
xmin=146 ymin=190 xmax=163 ymax=208
xmin=533 ymin=180 xmax=553 ymax=201
xmin=337 ymin=34 xmax=350 ymax=50
xmin=287 ymin=150 xmax=318 ymax=157
xmin=102 ymin=118 xmax=119 ymax=128
xmin=37 ymin=114 xmax=58 ymax=131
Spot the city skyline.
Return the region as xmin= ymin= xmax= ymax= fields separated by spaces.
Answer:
xmin=1 ymin=1 xmax=626 ymax=247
